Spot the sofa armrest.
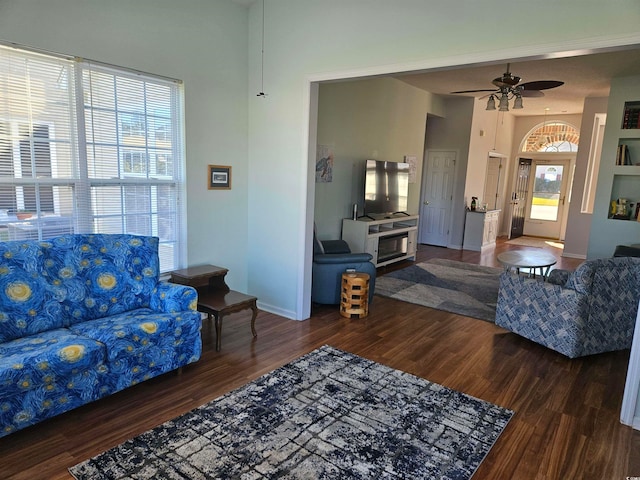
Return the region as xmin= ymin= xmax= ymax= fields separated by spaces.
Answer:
xmin=320 ymin=239 xmax=351 ymax=254
xmin=313 ymin=252 xmax=373 ymax=264
xmin=150 ymin=282 xmax=198 ymax=313
xmin=547 ymin=268 xmax=571 ymax=286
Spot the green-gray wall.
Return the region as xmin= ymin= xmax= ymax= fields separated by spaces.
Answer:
xmin=588 ymin=75 xmax=640 ymax=259
xmin=0 ymin=0 xmax=250 ymax=291
xmin=2 ymin=0 xmax=640 ymax=320
xmin=315 ymin=77 xmax=445 ymax=241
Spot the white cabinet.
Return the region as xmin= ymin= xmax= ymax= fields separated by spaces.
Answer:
xmin=462 ymin=210 xmax=500 ymax=252
xmin=342 ymin=215 xmax=419 ymax=267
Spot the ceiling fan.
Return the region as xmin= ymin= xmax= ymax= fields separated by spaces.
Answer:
xmin=450 ymin=63 xmax=564 ymax=111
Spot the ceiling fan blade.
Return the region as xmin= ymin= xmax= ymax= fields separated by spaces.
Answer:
xmin=520 ymin=80 xmax=564 ymax=91
xmin=520 ymin=90 xmax=545 ymax=98
xmin=450 ymin=89 xmax=497 ymax=94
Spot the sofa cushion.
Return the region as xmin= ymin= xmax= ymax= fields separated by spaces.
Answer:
xmin=69 ymin=308 xmax=183 ymax=363
xmin=40 ymin=234 xmax=161 ymax=325
xmin=0 ymin=240 xmax=67 ymax=343
xmin=0 ymin=328 xmax=107 ymax=399
xmin=0 ymin=328 xmax=111 ymax=436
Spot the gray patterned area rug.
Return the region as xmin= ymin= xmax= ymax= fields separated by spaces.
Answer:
xmin=69 ymin=345 xmax=513 ymax=480
xmin=375 ymin=258 xmax=502 ymax=322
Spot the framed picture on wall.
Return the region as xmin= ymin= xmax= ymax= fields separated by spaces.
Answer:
xmin=208 ymin=165 xmax=231 ymax=190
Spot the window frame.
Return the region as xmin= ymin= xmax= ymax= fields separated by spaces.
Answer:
xmin=0 ymin=42 xmax=187 ymax=272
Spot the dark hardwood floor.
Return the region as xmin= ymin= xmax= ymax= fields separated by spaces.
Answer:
xmin=1 ymin=237 xmax=638 ymax=479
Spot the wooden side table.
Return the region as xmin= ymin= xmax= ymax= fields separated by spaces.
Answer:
xmin=170 ymin=264 xmax=258 ymax=351
xmin=340 ymin=272 xmax=369 ymax=318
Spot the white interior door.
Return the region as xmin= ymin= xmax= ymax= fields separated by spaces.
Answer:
xmin=419 ymin=150 xmax=456 ymax=246
xmin=523 ymin=159 xmax=571 ymax=239
xmin=483 ymin=153 xmax=507 ymax=236
xmin=483 ymin=156 xmax=503 ymax=210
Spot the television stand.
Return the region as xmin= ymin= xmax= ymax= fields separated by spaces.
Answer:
xmin=342 ymin=214 xmax=419 ymax=267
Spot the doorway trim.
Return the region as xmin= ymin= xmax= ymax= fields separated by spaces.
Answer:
xmin=302 ymin=37 xmax=640 ymax=319
xmin=621 ymin=302 xmax=640 ymax=429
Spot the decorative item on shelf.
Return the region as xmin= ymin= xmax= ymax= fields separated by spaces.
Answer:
xmin=622 ymin=101 xmax=640 ymax=129
xmin=612 ymin=198 xmax=631 ymax=220
xmin=470 ymin=197 xmax=477 ymax=211
xmin=616 ymin=144 xmax=632 ymax=165
xmin=617 ymin=198 xmax=629 ymax=216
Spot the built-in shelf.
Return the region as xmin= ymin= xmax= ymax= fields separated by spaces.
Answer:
xmin=622 ymin=101 xmax=640 ymax=129
xmin=609 ymin=101 xmax=640 ymax=221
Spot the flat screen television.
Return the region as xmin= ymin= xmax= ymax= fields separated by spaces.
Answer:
xmin=363 ymin=159 xmax=410 ymax=216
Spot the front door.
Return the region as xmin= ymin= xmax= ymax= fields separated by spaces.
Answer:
xmin=523 ymin=159 xmax=571 ymax=239
xmin=419 ymin=150 xmax=456 ymax=246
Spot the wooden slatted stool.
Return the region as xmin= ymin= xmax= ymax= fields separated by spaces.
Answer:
xmin=340 ymin=272 xmax=370 ymax=318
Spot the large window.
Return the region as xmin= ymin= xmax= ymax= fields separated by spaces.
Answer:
xmin=0 ymin=44 xmax=186 ymax=272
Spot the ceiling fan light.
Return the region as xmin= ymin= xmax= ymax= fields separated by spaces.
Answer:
xmin=486 ymin=95 xmax=496 ymax=110
xmin=513 ymin=95 xmax=523 ymax=109
xmin=498 ymin=94 xmax=509 ymax=111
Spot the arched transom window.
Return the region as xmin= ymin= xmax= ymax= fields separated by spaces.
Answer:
xmin=522 ymin=122 xmax=580 ymax=152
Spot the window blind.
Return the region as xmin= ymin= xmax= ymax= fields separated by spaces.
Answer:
xmin=0 ymin=44 xmax=186 ymax=272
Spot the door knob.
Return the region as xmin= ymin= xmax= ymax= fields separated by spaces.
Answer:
xmin=423 ymin=201 xmax=430 ymax=205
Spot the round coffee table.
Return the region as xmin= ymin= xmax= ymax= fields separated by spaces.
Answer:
xmin=497 ymin=249 xmax=557 ymax=279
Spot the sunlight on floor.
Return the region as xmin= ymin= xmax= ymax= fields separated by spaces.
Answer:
xmin=505 ymin=236 xmax=564 ymax=250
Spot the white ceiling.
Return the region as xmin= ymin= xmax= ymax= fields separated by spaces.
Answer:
xmin=393 ymin=47 xmax=640 ymax=116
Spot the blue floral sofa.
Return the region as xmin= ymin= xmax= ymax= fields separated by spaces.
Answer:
xmin=496 ymin=256 xmax=640 ymax=358
xmin=0 ymin=234 xmax=201 ymax=437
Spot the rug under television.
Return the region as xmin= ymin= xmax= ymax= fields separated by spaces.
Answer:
xmin=69 ymin=345 xmax=514 ymax=480
xmin=374 ymin=258 xmax=502 ymax=322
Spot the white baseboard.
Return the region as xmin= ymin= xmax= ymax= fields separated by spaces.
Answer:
xmin=256 ymin=301 xmax=300 ymax=321
xmin=447 ymin=243 xmax=463 ymax=250
xmin=633 ymin=416 xmax=640 ymax=431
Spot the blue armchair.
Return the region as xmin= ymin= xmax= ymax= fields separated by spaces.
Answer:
xmin=495 ymin=257 xmax=640 ymax=358
xmin=312 ymin=234 xmax=376 ymax=305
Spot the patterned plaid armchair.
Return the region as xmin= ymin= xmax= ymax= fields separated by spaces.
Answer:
xmin=495 ymin=257 xmax=640 ymax=358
